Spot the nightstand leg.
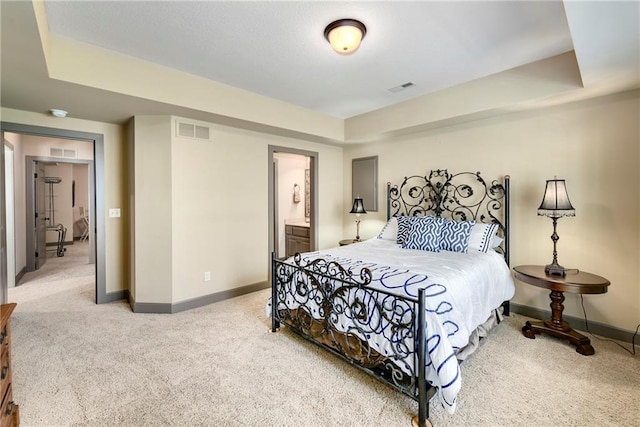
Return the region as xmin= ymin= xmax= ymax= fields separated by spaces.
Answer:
xmin=548 ymin=290 xmax=567 ymax=330
xmin=521 ymin=289 xmax=595 ymax=355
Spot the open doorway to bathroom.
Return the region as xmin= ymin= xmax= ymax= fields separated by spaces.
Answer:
xmin=268 ymin=146 xmax=318 ymax=262
xmin=1 ymin=122 xmax=108 ymax=305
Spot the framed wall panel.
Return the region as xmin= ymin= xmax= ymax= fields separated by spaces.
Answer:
xmin=352 ymin=156 xmax=378 ymax=212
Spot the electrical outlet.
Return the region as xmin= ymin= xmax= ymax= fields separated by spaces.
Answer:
xmin=108 ymin=208 xmax=121 ymax=218
xmin=204 ymin=272 xmax=211 ymax=282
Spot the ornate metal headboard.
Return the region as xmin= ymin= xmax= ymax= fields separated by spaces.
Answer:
xmin=386 ymin=170 xmax=510 ymax=265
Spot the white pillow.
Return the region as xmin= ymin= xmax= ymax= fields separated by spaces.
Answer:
xmin=377 ymin=217 xmax=398 ymax=241
xmin=491 ymin=235 xmax=504 ymax=249
xmin=467 ymin=223 xmax=499 ymax=253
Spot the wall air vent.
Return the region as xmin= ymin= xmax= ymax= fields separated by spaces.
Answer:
xmin=176 ymin=120 xmax=211 ymax=140
xmin=178 ymin=122 xmax=195 ymax=138
xmin=388 ymin=82 xmax=416 ymax=93
xmin=195 ymin=125 xmax=210 ymax=140
xmin=49 ymin=148 xmax=77 ymax=158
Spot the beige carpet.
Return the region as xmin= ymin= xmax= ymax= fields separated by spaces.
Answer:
xmin=7 ymin=243 xmax=639 ymax=426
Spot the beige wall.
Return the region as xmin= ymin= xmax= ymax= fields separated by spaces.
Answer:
xmin=21 ymin=135 xmax=94 ymax=159
xmin=131 ymin=116 xmax=343 ymax=305
xmin=131 ymin=116 xmax=173 ymax=304
xmin=343 ymin=91 xmax=640 ymax=332
xmin=170 ymin=116 xmax=344 ymax=303
xmin=1 ymin=107 xmax=128 ymax=294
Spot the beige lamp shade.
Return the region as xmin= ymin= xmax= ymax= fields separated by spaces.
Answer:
xmin=537 ymin=178 xmax=575 ymax=218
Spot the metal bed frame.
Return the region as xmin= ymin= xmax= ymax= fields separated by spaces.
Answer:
xmin=271 ymin=170 xmax=510 ymax=427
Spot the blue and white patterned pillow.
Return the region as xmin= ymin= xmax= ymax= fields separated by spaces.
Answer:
xmin=467 ymin=223 xmax=500 ymax=253
xmin=440 ymin=219 xmax=475 ymax=253
xmin=402 ymin=216 xmax=443 ymax=252
xmin=396 ymin=216 xmax=418 ymax=245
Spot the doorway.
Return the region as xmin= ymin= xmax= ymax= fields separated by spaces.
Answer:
xmin=0 ymin=122 xmax=108 ymax=304
xmin=25 ymin=156 xmax=95 ymax=272
xmin=268 ymin=146 xmax=318 ymax=261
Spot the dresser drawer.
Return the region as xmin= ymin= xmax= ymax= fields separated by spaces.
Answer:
xmin=0 ymin=328 xmax=7 ymax=354
xmin=0 ymin=333 xmax=7 ymax=363
xmin=0 ymin=341 xmax=9 ymax=405
xmin=286 ymin=225 xmax=310 ymax=238
xmin=0 ymin=304 xmax=16 ymax=427
xmin=0 ymin=384 xmax=18 ymax=427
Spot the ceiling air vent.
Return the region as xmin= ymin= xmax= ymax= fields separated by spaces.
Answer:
xmin=176 ymin=120 xmax=211 ymax=140
xmin=388 ymin=82 xmax=416 ymax=93
xmin=63 ymin=149 xmax=77 ymax=158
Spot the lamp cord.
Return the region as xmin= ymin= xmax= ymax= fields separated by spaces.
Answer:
xmin=580 ymin=294 xmax=639 ymax=356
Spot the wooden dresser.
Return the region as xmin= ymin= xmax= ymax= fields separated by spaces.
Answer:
xmin=285 ymin=224 xmax=310 ymax=257
xmin=0 ymin=303 xmax=19 ymax=427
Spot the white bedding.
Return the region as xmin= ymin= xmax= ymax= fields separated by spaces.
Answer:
xmin=275 ymin=238 xmax=515 ymax=413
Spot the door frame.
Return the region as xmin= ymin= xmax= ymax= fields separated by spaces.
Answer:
xmin=272 ymin=157 xmax=279 ymax=256
xmin=0 ymin=122 xmax=108 ymax=304
xmin=267 ymin=146 xmax=318 ymax=259
xmin=4 ymin=143 xmax=15 ymax=288
xmin=0 ymin=133 xmax=6 ymax=303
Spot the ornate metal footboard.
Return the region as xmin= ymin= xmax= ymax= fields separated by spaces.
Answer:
xmin=271 ymin=253 xmax=436 ymax=426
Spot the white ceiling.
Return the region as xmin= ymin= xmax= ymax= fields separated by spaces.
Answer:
xmin=43 ymin=1 xmax=575 ymax=119
xmin=1 ymin=1 xmax=638 ymax=141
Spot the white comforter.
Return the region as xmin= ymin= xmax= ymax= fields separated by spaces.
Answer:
xmin=277 ymin=238 xmax=515 ymax=413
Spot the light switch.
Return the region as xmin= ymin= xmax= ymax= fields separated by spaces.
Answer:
xmin=109 ymin=208 xmax=121 ymax=218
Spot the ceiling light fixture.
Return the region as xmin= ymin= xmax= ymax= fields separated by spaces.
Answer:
xmin=49 ymin=109 xmax=68 ymax=118
xmin=324 ymin=19 xmax=367 ymax=55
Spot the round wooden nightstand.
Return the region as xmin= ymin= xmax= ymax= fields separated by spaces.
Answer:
xmin=513 ymin=265 xmax=610 ymax=355
xmin=339 ymin=239 xmax=359 ymax=246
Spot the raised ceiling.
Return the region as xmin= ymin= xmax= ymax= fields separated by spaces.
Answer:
xmin=1 ymin=1 xmax=638 ymax=143
xmin=43 ymin=1 xmax=575 ymax=119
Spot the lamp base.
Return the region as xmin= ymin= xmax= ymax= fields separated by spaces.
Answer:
xmin=545 ymin=262 xmax=567 ymax=277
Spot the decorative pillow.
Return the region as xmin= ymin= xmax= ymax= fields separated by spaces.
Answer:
xmin=377 ymin=217 xmax=398 ymax=241
xmin=402 ymin=216 xmax=443 ymax=252
xmin=467 ymin=223 xmax=500 ymax=253
xmin=396 ymin=216 xmax=418 ymax=245
xmin=440 ymin=219 xmax=475 ymax=253
xmin=491 ymin=235 xmax=504 ymax=249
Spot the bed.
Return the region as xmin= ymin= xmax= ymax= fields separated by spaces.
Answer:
xmin=270 ymin=169 xmax=514 ymax=426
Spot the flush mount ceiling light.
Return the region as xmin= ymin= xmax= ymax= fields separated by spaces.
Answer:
xmin=49 ymin=109 xmax=68 ymax=118
xmin=324 ymin=19 xmax=367 ymax=55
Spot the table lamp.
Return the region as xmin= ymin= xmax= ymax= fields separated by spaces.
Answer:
xmin=537 ymin=178 xmax=575 ymax=276
xmin=349 ymin=197 xmax=367 ymax=242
